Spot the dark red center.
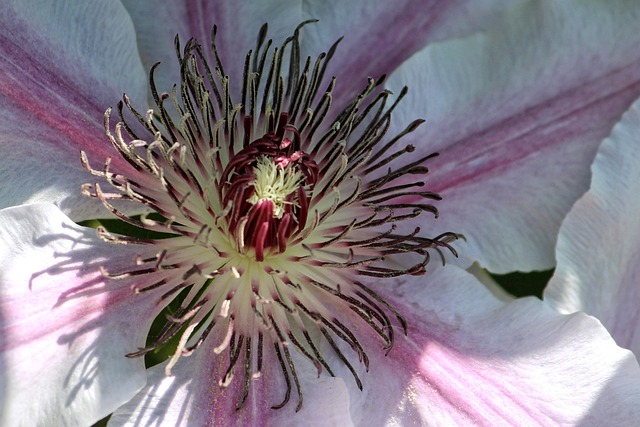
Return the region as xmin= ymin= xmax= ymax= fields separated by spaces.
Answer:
xmin=220 ymin=113 xmax=318 ymax=261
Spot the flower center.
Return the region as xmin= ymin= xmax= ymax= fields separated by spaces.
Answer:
xmin=248 ymin=156 xmax=302 ymax=218
xmin=81 ymin=21 xmax=459 ymax=412
xmin=221 ymin=124 xmax=318 ymax=261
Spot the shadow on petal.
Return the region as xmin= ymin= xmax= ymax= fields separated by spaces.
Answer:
xmin=0 ymin=203 xmax=163 ymax=425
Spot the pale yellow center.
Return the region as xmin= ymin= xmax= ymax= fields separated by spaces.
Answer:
xmin=247 ymin=155 xmax=302 ymax=218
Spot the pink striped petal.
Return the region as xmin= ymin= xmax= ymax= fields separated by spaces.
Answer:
xmin=109 ymin=266 xmax=640 ymax=425
xmin=545 ymin=97 xmax=640 ymax=356
xmin=120 ymin=0 xmax=303 ymax=99
xmin=0 ymin=203 xmax=162 ymax=426
xmin=343 ymin=267 xmax=640 ymax=425
xmin=385 ymin=0 xmax=640 ymax=272
xmin=0 ymin=0 xmax=147 ymax=221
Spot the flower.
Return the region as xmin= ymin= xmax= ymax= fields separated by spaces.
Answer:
xmin=79 ymin=21 xmax=460 ymax=411
xmin=2 ymin=1 xmax=640 ymax=426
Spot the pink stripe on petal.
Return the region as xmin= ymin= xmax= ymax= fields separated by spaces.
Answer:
xmin=386 ymin=1 xmax=640 ymax=272
xmin=425 ymin=60 xmax=640 ymax=272
xmin=342 ymin=267 xmax=640 ymax=425
xmin=0 ymin=203 xmax=163 ymax=426
xmin=0 ymin=0 xmax=147 ymax=220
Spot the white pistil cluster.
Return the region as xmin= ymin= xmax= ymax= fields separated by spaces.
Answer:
xmin=247 ymin=155 xmax=303 ymax=219
xmin=81 ymin=21 xmax=459 ymax=412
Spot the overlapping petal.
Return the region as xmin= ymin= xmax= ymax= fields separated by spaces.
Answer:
xmin=0 ymin=203 xmax=162 ymax=426
xmin=0 ymin=0 xmax=148 ymax=221
xmin=300 ymin=0 xmax=513 ymax=108
xmin=385 ymin=0 xmax=640 ymax=272
xmin=545 ymin=97 xmax=640 ymax=356
xmin=109 ymin=266 xmax=640 ymax=425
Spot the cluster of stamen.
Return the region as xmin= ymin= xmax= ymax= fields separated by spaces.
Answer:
xmin=81 ymin=21 xmax=458 ymax=412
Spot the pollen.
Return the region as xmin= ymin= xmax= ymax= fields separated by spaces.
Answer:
xmin=80 ymin=21 xmax=460 ymax=412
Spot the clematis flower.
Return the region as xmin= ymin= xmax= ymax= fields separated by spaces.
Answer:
xmin=545 ymin=96 xmax=640 ymax=358
xmin=2 ymin=0 xmax=640 ymax=426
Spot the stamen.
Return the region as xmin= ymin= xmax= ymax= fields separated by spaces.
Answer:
xmin=165 ymin=322 xmax=199 ymax=376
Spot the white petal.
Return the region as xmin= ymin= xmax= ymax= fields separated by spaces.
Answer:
xmin=0 ymin=203 xmax=161 ymax=426
xmin=545 ymin=96 xmax=640 ymax=356
xmin=0 ymin=0 xmax=148 ymax=221
xmin=386 ymin=0 xmax=640 ymax=272
xmin=348 ymin=267 xmax=640 ymax=425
